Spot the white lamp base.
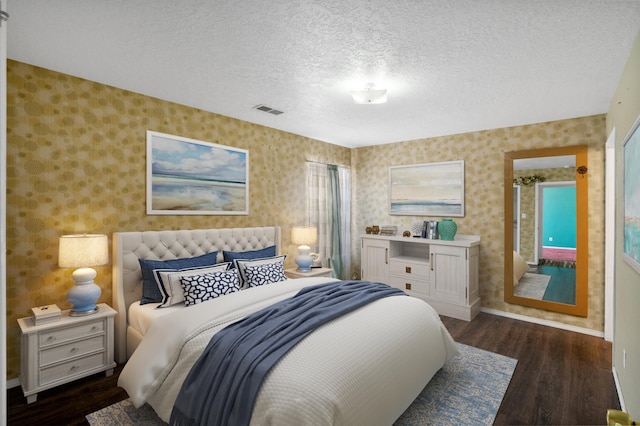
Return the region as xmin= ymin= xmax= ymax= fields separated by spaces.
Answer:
xmin=295 ymin=245 xmax=313 ymax=272
xmin=68 ymin=267 xmax=102 ymax=316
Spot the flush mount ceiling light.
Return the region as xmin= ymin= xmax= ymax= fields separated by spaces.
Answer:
xmin=351 ymin=83 xmax=388 ymax=104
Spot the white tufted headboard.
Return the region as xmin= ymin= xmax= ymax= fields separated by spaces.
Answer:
xmin=112 ymin=226 xmax=281 ymax=363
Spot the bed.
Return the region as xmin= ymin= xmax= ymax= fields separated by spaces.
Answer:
xmin=113 ymin=226 xmax=458 ymax=425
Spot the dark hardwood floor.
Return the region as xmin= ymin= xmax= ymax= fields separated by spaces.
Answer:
xmin=7 ymin=365 xmax=127 ymax=426
xmin=441 ymin=313 xmax=620 ymax=425
xmin=7 ymin=312 xmax=619 ymax=425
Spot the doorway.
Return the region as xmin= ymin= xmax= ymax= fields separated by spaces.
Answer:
xmin=531 ymin=181 xmax=577 ymax=305
xmin=537 ymin=181 xmax=577 ymax=264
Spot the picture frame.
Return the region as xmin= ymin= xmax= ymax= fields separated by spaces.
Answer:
xmin=146 ymin=131 xmax=249 ymax=215
xmin=623 ymin=115 xmax=640 ymax=274
xmin=389 ymin=160 xmax=465 ymax=217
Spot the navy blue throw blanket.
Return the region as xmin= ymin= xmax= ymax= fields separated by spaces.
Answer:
xmin=170 ymin=280 xmax=405 ymax=426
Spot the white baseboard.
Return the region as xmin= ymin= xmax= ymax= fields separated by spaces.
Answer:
xmin=480 ymin=307 xmax=605 ymax=338
xmin=6 ymin=377 xmax=20 ymax=390
xmin=612 ymin=366 xmax=626 ymax=412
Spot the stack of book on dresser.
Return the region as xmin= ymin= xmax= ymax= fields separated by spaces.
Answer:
xmin=31 ymin=304 xmax=61 ymax=325
xmin=379 ymin=226 xmax=398 ymax=236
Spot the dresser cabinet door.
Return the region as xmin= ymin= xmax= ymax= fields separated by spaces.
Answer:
xmin=430 ymin=245 xmax=468 ymax=305
xmin=361 ymin=238 xmax=389 ymax=284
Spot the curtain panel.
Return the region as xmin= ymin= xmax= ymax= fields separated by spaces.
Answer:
xmin=307 ymin=162 xmax=350 ymax=279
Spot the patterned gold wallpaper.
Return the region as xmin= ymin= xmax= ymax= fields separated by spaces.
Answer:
xmin=5 ymin=60 xmax=351 ymax=379
xmin=351 ymin=115 xmax=605 ymax=333
xmin=6 ymin=60 xmax=606 ymax=381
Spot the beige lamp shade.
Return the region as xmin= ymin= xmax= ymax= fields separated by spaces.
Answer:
xmin=59 ymin=234 xmax=109 ymax=268
xmin=291 ymin=226 xmax=317 ymax=246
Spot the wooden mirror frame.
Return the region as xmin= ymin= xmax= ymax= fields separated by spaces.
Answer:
xmin=504 ymin=145 xmax=588 ymax=317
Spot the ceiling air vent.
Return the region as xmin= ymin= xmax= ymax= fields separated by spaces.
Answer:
xmin=253 ymin=104 xmax=284 ymax=115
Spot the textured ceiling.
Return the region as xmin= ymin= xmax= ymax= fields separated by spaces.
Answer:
xmin=7 ymin=1 xmax=640 ymax=148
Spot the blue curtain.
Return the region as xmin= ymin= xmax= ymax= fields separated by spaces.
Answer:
xmin=327 ymin=165 xmax=343 ymax=279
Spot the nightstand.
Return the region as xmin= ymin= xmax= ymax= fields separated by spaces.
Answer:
xmin=285 ymin=267 xmax=334 ymax=279
xmin=17 ymin=303 xmax=117 ymax=403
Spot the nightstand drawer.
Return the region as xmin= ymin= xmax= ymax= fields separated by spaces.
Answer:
xmin=40 ymin=335 xmax=105 ymax=366
xmin=39 ymin=352 xmax=105 ymax=387
xmin=39 ymin=320 xmax=104 ymax=347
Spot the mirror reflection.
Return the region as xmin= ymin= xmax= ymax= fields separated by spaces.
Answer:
xmin=512 ymin=155 xmax=576 ymax=304
xmin=504 ymin=146 xmax=588 ymax=317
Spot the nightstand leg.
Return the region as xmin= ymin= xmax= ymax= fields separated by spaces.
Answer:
xmin=105 ymin=368 xmax=114 ymax=377
xmin=26 ymin=393 xmax=37 ymax=404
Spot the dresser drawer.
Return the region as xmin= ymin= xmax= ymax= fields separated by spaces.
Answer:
xmin=390 ymin=276 xmax=429 ymax=296
xmin=39 ymin=320 xmax=104 ymax=348
xmin=40 ymin=335 xmax=105 ymax=366
xmin=39 ymin=352 xmax=106 ymax=387
xmin=389 ymin=259 xmax=429 ymax=278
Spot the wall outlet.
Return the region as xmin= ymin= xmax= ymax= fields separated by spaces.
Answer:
xmin=623 ymin=349 xmax=627 ymax=369
xmin=548 ymin=237 xmax=553 ymax=241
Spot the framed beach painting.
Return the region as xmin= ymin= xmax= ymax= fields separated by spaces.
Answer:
xmin=623 ymin=116 xmax=640 ymax=274
xmin=146 ymin=131 xmax=249 ymax=215
xmin=389 ymin=160 xmax=465 ymax=217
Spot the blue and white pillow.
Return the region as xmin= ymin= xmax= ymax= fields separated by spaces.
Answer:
xmin=138 ymin=251 xmax=219 ymax=305
xmin=223 ymin=246 xmax=277 ymax=268
xmin=154 ymin=263 xmax=231 ymax=307
xmin=180 ymin=270 xmax=241 ymax=307
xmin=234 ymin=255 xmax=287 ymax=288
xmin=243 ymin=262 xmax=288 ymax=288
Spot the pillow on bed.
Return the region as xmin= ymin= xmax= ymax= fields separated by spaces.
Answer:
xmin=154 ymin=263 xmax=231 ymax=307
xmin=234 ymin=255 xmax=287 ymax=288
xmin=139 ymin=251 xmax=219 ymax=305
xmin=513 ymin=250 xmax=529 ymax=285
xmin=180 ymin=269 xmax=241 ymax=307
xmin=243 ymin=262 xmax=288 ymax=288
xmin=223 ymin=246 xmax=277 ymax=268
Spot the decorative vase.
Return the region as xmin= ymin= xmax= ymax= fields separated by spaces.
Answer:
xmin=438 ymin=218 xmax=457 ymax=241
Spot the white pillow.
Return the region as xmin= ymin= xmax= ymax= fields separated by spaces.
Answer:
xmin=154 ymin=263 xmax=231 ymax=307
xmin=513 ymin=251 xmax=529 ymax=285
xmin=234 ymin=255 xmax=287 ymax=288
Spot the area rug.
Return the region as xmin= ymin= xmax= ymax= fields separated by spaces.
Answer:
xmin=87 ymin=343 xmax=517 ymax=426
xmin=514 ymin=272 xmax=551 ymax=300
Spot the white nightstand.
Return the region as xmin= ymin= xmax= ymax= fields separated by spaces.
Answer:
xmin=17 ymin=303 xmax=117 ymax=403
xmin=285 ymin=267 xmax=334 ymax=279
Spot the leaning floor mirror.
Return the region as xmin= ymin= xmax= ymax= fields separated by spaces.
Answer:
xmin=504 ymin=145 xmax=588 ymax=317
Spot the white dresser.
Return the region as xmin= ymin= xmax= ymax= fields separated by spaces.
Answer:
xmin=17 ymin=303 xmax=117 ymax=403
xmin=361 ymin=234 xmax=481 ymax=321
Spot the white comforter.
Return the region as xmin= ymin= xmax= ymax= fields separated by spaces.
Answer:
xmin=118 ymin=278 xmax=458 ymax=425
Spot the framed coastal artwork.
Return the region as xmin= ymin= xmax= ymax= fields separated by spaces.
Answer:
xmin=389 ymin=160 xmax=465 ymax=217
xmin=146 ymin=131 xmax=249 ymax=215
xmin=623 ymin=115 xmax=640 ymax=274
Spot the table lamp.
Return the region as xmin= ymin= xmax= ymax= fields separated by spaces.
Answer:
xmin=59 ymin=234 xmax=109 ymax=316
xmin=291 ymin=226 xmax=317 ymax=272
